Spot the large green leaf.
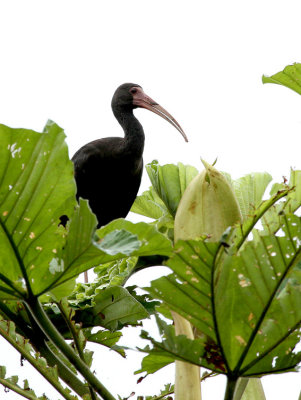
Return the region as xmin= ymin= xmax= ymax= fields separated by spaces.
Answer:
xmin=0 ymin=123 xmax=172 ymax=299
xmin=136 ymin=316 xmax=225 ymax=375
xmin=43 ymin=203 xmax=171 ymax=297
xmin=145 ymin=160 xmax=198 ymax=217
xmin=96 ymin=219 xmax=172 ymax=258
xmin=143 ymin=214 xmax=301 ymax=378
xmin=262 ymin=63 xmax=301 ymax=95
xmin=131 ymin=186 xmax=168 ymax=220
xmin=73 ymin=286 xmax=149 ymax=331
xmin=216 ymin=216 xmax=301 ymax=375
xmin=232 ymin=172 xmax=272 ymax=221
xmin=148 ymin=240 xmax=219 ymax=340
xmin=0 ymin=121 xmax=76 ymax=299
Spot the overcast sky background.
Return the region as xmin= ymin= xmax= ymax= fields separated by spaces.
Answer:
xmin=0 ymin=1 xmax=300 ymax=399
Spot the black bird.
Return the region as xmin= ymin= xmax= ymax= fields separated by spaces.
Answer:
xmin=72 ymin=83 xmax=188 ymax=228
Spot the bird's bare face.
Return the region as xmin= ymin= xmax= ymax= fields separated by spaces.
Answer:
xmin=130 ymin=86 xmax=188 ymax=142
xmin=112 ymin=83 xmax=142 ymax=109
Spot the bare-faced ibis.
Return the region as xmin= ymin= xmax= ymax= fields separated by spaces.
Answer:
xmin=72 ymin=83 xmax=188 ymax=228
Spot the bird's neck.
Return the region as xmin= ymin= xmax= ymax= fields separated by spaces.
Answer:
xmin=114 ymin=108 xmax=145 ymax=156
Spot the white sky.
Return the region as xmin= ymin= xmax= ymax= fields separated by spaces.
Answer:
xmin=0 ymin=0 xmax=300 ymax=399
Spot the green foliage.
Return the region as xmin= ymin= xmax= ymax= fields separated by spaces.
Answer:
xmin=0 ymin=315 xmax=78 ymax=400
xmin=0 ymin=123 xmax=172 ymax=302
xmin=138 ymin=383 xmax=174 ymax=400
xmin=96 ymin=219 xmax=172 ymax=258
xmin=140 ymin=208 xmax=301 ymax=381
xmin=231 ymin=172 xmax=272 ymax=221
xmin=80 ymin=286 xmax=149 ymax=331
xmin=145 ymin=160 xmax=198 ymax=217
xmin=131 ymin=161 xmax=198 ymax=239
xmin=0 ymin=117 xmax=300 ymax=400
xmin=262 ymin=62 xmax=301 ymax=95
xmin=0 ymin=121 xmax=76 ymax=299
xmin=85 ymin=329 xmax=126 ymax=357
xmin=260 ymin=170 xmax=301 ymax=235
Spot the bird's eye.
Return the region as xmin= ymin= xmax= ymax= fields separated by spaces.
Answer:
xmin=130 ymin=88 xmax=138 ymax=94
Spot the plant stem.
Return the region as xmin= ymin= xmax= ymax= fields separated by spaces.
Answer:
xmin=232 ymin=378 xmax=249 ymax=400
xmin=57 ymin=301 xmax=99 ymax=400
xmin=224 ymin=377 xmax=238 ymax=400
xmin=0 ymin=317 xmax=76 ymax=400
xmin=0 ymin=300 xmax=91 ymax=398
xmin=172 ymin=311 xmax=202 ymax=400
xmin=26 ymin=298 xmax=116 ymax=400
xmin=0 ymin=376 xmax=39 ymax=400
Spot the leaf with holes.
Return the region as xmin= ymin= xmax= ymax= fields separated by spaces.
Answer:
xmin=0 ymin=123 xmax=173 ymax=300
xmin=216 ymin=214 xmax=301 ymax=376
xmin=0 ymin=121 xmax=76 ymax=299
xmin=144 ymin=214 xmax=301 ymax=378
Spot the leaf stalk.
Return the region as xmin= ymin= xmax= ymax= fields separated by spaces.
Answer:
xmin=26 ymin=297 xmax=116 ymax=400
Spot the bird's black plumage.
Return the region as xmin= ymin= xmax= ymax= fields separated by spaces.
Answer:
xmin=72 ymin=83 xmax=187 ymax=227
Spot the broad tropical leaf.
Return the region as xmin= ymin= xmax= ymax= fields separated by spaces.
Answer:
xmin=0 ymin=123 xmax=172 ymax=299
xmin=143 ymin=214 xmax=301 ymax=377
xmin=0 ymin=121 xmax=76 ymax=299
xmin=96 ymin=219 xmax=173 ymax=258
xmin=148 ymin=240 xmax=219 ymax=340
xmin=137 ymin=317 xmax=225 ymax=375
xmin=46 ymin=211 xmax=172 ymax=297
xmin=232 ymin=172 xmax=272 ymax=221
xmin=131 ymin=186 xmax=168 ymax=220
xmin=73 ymin=286 xmax=149 ymax=331
xmin=145 ymin=160 xmax=198 ymax=217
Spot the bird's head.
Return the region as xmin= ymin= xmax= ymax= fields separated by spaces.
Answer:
xmin=111 ymin=83 xmax=188 ymax=142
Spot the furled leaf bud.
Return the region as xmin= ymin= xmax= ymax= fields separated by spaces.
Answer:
xmin=172 ymin=160 xmax=242 ymax=400
xmin=175 ymin=160 xmax=242 ymax=241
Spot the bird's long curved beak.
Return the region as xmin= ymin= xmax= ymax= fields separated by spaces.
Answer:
xmin=132 ymin=89 xmax=188 ymax=142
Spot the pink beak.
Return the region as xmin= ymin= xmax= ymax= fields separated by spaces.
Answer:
xmin=132 ymin=87 xmax=188 ymax=142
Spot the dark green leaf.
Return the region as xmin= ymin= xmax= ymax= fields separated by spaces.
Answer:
xmin=73 ymin=286 xmax=149 ymax=331
xmin=143 ymin=214 xmax=301 ymax=377
xmin=137 ymin=317 xmax=225 ymax=375
xmin=147 ymin=240 xmax=220 ymax=340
